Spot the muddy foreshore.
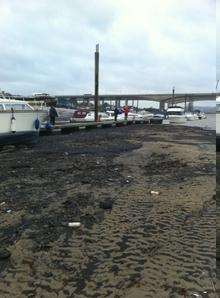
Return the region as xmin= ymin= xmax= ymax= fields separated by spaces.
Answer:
xmin=0 ymin=124 xmax=216 ymax=298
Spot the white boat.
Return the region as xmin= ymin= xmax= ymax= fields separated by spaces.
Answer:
xmin=71 ymin=110 xmax=114 ymax=122
xmin=185 ymin=112 xmax=196 ymax=121
xmin=138 ymin=111 xmax=154 ymax=120
xmin=197 ymin=112 xmax=207 ymax=120
xmin=166 ymin=106 xmax=186 ymax=123
xmin=0 ymin=98 xmax=46 ymax=145
xmin=217 ymin=97 xmax=220 ymax=149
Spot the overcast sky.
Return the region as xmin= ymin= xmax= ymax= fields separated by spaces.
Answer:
xmin=0 ymin=0 xmax=216 ymax=97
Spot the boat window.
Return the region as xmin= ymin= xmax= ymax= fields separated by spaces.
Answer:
xmin=0 ymin=104 xmax=4 ymax=111
xmin=167 ymin=111 xmax=183 ymax=115
xmin=4 ymin=103 xmax=32 ymax=111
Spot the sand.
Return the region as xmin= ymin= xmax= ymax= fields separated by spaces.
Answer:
xmin=0 ymin=124 xmax=216 ymax=297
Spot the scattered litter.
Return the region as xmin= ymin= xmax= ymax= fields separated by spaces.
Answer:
xmin=127 ymin=175 xmax=132 ymax=178
xmin=150 ymin=190 xmax=160 ymax=195
xmin=99 ymin=200 xmax=113 ymax=210
xmin=68 ymin=222 xmax=81 ymax=227
xmin=6 ymin=209 xmax=12 ymax=213
xmin=0 ymin=248 xmax=11 ymax=260
xmin=64 ymin=152 xmax=69 ymax=156
xmin=0 ymin=202 xmax=5 ymax=206
xmin=126 ymin=180 xmax=130 ymax=183
xmin=114 ymin=168 xmax=119 ymax=171
xmin=191 ymin=293 xmax=202 ymax=298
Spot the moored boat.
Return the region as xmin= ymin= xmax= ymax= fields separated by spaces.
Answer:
xmin=0 ymin=98 xmax=46 ymax=145
xmin=166 ymin=106 xmax=186 ymax=123
xmin=217 ymin=97 xmax=220 ymax=150
xmin=185 ymin=112 xmax=196 ymax=121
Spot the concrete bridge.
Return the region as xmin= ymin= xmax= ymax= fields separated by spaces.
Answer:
xmin=55 ymin=92 xmax=218 ymax=111
xmin=8 ymin=92 xmax=218 ymax=111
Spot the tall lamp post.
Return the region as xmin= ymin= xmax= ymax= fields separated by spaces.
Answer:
xmin=94 ymin=44 xmax=99 ymax=122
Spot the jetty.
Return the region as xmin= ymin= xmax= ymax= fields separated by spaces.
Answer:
xmin=40 ymin=118 xmax=157 ymax=134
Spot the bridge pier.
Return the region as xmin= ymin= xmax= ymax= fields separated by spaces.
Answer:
xmin=168 ymin=101 xmax=173 ymax=108
xmin=184 ymin=95 xmax=187 ymax=112
xmin=188 ymin=100 xmax=194 ymax=112
xmin=159 ymin=101 xmax=165 ymax=111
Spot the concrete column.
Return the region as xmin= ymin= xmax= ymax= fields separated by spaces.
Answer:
xmin=159 ymin=101 xmax=165 ymax=111
xmin=188 ymin=100 xmax=194 ymax=112
xmin=125 ymin=98 xmax=128 ymax=106
xmin=132 ymin=99 xmax=134 ymax=107
xmin=184 ymin=95 xmax=187 ymax=112
xmin=168 ymin=101 xmax=172 ymax=108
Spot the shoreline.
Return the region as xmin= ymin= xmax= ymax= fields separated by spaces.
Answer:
xmin=0 ymin=124 xmax=216 ymax=297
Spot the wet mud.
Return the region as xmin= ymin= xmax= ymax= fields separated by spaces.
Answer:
xmin=0 ymin=124 xmax=216 ymax=297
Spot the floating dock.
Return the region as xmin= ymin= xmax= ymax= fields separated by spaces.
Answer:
xmin=40 ymin=119 xmax=152 ymax=134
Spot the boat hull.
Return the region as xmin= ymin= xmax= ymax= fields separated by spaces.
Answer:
xmin=168 ymin=116 xmax=186 ymax=123
xmin=0 ymin=131 xmax=39 ymax=145
xmin=0 ymin=110 xmax=41 ymax=145
xmin=217 ymin=113 xmax=220 ymax=151
xmin=0 ymin=111 xmax=43 ymax=134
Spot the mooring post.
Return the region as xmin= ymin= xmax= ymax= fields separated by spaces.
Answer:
xmin=94 ymin=44 xmax=99 ymax=122
xmin=159 ymin=101 xmax=165 ymax=111
xmin=172 ymin=86 xmax=175 ymax=106
xmin=184 ymin=95 xmax=187 ymax=112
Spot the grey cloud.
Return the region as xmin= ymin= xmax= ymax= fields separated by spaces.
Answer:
xmin=0 ymin=0 xmax=216 ymax=96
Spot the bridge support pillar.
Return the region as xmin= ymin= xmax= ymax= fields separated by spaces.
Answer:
xmin=159 ymin=101 xmax=165 ymax=111
xmin=184 ymin=95 xmax=187 ymax=112
xmin=188 ymin=100 xmax=194 ymax=112
xmin=168 ymin=101 xmax=173 ymax=108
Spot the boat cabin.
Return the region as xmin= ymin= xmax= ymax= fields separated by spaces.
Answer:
xmin=0 ymin=100 xmax=34 ymax=111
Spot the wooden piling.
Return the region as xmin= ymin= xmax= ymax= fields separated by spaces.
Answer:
xmin=94 ymin=44 xmax=99 ymax=122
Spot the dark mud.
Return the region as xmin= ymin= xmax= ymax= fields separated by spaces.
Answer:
xmin=0 ymin=124 xmax=216 ymax=297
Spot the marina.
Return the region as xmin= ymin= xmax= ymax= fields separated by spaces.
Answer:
xmin=0 ymin=0 xmax=217 ymax=297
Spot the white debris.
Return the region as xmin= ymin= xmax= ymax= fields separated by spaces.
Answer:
xmin=150 ymin=190 xmax=160 ymax=195
xmin=68 ymin=222 xmax=81 ymax=227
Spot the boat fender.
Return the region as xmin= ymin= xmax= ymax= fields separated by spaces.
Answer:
xmin=34 ymin=118 xmax=40 ymax=130
xmin=11 ymin=116 xmax=16 ymax=133
xmin=45 ymin=122 xmax=52 ymax=130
